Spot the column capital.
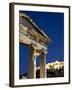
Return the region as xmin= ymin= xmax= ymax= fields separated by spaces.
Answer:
xmin=41 ymin=49 xmax=48 ymax=55
xmin=30 ymin=45 xmax=39 ymax=57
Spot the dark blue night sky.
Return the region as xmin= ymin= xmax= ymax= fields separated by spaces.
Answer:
xmin=19 ymin=11 xmax=64 ymax=75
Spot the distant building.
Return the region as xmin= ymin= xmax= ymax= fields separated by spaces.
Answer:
xmin=36 ymin=61 xmax=64 ymax=78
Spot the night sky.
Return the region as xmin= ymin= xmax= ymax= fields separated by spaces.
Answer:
xmin=19 ymin=11 xmax=64 ymax=75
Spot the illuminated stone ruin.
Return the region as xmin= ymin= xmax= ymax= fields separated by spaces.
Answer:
xmin=19 ymin=12 xmax=50 ymax=78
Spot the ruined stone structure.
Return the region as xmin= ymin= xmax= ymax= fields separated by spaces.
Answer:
xmin=36 ymin=61 xmax=64 ymax=78
xmin=19 ymin=12 xmax=50 ymax=78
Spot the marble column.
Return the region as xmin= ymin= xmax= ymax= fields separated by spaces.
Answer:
xmin=27 ymin=47 xmax=36 ymax=78
xmin=40 ymin=51 xmax=46 ymax=78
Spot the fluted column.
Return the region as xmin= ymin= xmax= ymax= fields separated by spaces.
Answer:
xmin=27 ymin=47 xmax=36 ymax=78
xmin=40 ymin=51 xmax=46 ymax=78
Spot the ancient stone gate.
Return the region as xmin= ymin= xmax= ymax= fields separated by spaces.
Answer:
xmin=19 ymin=12 xmax=50 ymax=78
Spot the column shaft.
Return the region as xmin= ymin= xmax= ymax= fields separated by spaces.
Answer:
xmin=27 ymin=47 xmax=36 ymax=78
xmin=40 ymin=52 xmax=46 ymax=78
